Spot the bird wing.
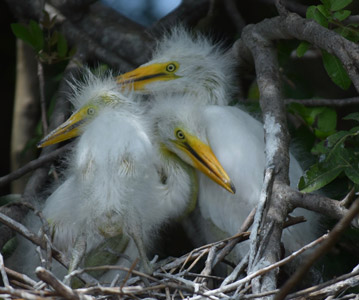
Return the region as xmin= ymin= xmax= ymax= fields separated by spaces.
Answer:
xmin=197 ymin=106 xmax=319 ymax=257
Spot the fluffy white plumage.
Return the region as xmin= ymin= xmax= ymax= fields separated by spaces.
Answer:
xmin=117 ymin=26 xmax=235 ymax=105
xmin=195 ymin=105 xmax=318 ymax=257
xmin=146 ymin=95 xmax=318 ymax=260
xmin=116 ymin=26 xmax=318 ymax=261
xmin=13 ymin=72 xmax=232 ymax=279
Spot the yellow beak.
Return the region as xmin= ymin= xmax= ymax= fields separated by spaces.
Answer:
xmin=116 ymin=63 xmax=180 ymax=91
xmin=37 ymin=106 xmax=92 ymax=148
xmin=174 ymin=136 xmax=236 ymax=194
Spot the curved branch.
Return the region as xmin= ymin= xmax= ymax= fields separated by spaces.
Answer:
xmin=0 ymin=54 xmax=84 ymax=250
xmin=275 ymin=199 xmax=359 ymax=300
xmin=0 ymin=143 xmax=73 ymax=189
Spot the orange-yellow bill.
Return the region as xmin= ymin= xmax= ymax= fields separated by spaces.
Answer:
xmin=37 ymin=105 xmax=95 ymax=148
xmin=173 ymin=134 xmax=236 ymax=194
xmin=116 ymin=62 xmax=180 ymax=91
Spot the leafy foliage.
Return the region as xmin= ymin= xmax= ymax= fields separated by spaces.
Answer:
xmin=298 ymin=113 xmax=359 ymax=193
xmin=296 ymin=0 xmax=358 ymax=90
xmin=11 ymin=11 xmax=75 ymax=64
xmin=288 ymin=103 xmax=337 ymax=139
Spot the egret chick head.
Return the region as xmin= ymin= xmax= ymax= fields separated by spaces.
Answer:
xmin=150 ymin=94 xmax=235 ymax=194
xmin=38 ymin=69 xmax=135 ymax=148
xmin=117 ymin=26 xmax=235 ymax=105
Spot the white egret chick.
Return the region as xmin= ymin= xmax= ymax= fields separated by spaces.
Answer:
xmin=195 ymin=105 xmax=319 ymax=258
xmin=38 ymin=73 xmax=162 ymax=273
xmin=116 ymin=26 xmax=235 ymax=105
xmin=36 ymin=74 xmax=235 ymax=276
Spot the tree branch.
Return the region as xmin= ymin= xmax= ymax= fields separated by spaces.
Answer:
xmin=275 ymin=199 xmax=359 ymax=300
xmin=286 ymin=97 xmax=359 ymax=107
xmin=0 ymin=143 xmax=73 ymax=188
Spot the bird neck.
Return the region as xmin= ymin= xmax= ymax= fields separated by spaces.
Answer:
xmin=158 ymin=144 xmax=198 ymax=220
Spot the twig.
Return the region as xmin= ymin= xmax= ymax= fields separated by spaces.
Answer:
xmin=0 ymin=143 xmax=73 ymax=188
xmin=162 ymin=231 xmax=250 ymax=272
xmin=341 ymin=186 xmax=356 ymax=208
xmin=68 ymin=264 xmax=158 ymax=283
xmin=198 ymin=245 xmax=217 ymax=285
xmin=275 ymin=199 xmax=359 ymax=300
xmin=37 ymin=61 xmax=48 ymax=135
xmin=286 ymin=97 xmax=359 ymax=107
xmin=35 ymin=267 xmax=84 ymax=300
xmin=248 ymin=167 xmax=275 ymax=272
xmin=5 ymin=267 xmax=38 ymax=287
xmin=287 ymin=266 xmax=359 ymax=299
xmin=0 ymin=287 xmax=48 ymax=300
xmin=213 ymin=206 xmax=256 ymax=267
xmin=221 ymin=253 xmax=249 ymax=287
xmin=154 ymin=272 xmax=200 ymax=292
xmin=0 ymin=253 xmax=10 ymax=288
xmin=0 ymin=212 xmax=97 ymax=285
xmin=187 ymin=233 xmax=328 ymax=300
xmin=120 ymin=257 xmax=139 ymax=289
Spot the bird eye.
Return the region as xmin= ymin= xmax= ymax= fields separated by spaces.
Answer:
xmin=166 ymin=63 xmax=176 ymax=72
xmin=87 ymin=107 xmax=95 ymax=115
xmin=176 ymin=130 xmax=185 ymax=140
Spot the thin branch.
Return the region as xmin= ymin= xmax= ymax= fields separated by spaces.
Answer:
xmin=0 ymin=211 xmax=97 ymax=285
xmin=0 ymin=253 xmax=10 ymax=288
xmin=275 ymin=199 xmax=359 ymax=300
xmin=0 ymin=143 xmax=73 ymax=188
xmin=37 ymin=61 xmax=48 ymax=135
xmin=5 ymin=267 xmax=38 ymax=287
xmin=248 ymin=168 xmax=275 ymax=272
xmin=290 ymin=187 xmax=350 ymax=221
xmin=213 ymin=206 xmax=256 ymax=268
xmin=187 ymin=233 xmax=328 ymax=300
xmin=35 ymin=267 xmax=82 ymax=300
xmin=0 ymin=287 xmax=48 ymax=300
xmin=286 ymin=97 xmax=359 ymax=107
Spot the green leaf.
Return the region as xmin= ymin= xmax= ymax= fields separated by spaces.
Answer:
xmin=330 ymin=0 xmax=352 ymax=11
xmin=297 ymin=41 xmax=310 ymax=57
xmin=314 ymin=128 xmax=336 ymax=139
xmin=313 ymin=8 xmax=329 ymax=28
xmin=343 ymin=112 xmax=359 ymax=122
xmin=326 ymin=130 xmax=350 ymax=147
xmin=306 ymin=6 xmax=317 ymax=20
xmin=317 ymin=107 xmax=337 ymax=132
xmin=10 ymin=23 xmax=34 ymax=46
xmin=307 ymin=107 xmax=325 ymax=126
xmin=57 ymin=33 xmax=68 ymax=58
xmin=345 ymin=166 xmax=359 ymax=184
xmin=321 ymin=50 xmax=351 ymax=90
xmin=317 ymin=5 xmax=331 ymax=18
xmin=29 ymin=20 xmax=44 ymax=51
xmin=311 ymin=140 xmax=328 ymax=155
xmin=333 ymin=10 xmax=351 ymax=21
xmin=349 ymin=126 xmax=359 ymax=134
xmin=299 ymin=162 xmax=344 ymax=192
xmin=321 ymin=0 xmax=331 ymax=9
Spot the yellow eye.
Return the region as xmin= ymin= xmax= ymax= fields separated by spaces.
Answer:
xmin=176 ymin=130 xmax=185 ymax=140
xmin=166 ymin=63 xmax=176 ymax=72
xmin=87 ymin=107 xmax=96 ymax=115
